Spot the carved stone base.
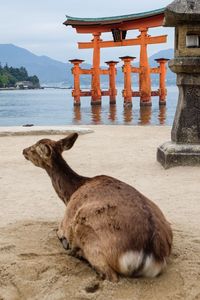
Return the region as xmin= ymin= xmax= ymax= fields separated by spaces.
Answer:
xmin=157 ymin=141 xmax=200 ymax=169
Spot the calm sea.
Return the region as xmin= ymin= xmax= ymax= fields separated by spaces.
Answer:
xmin=0 ymin=86 xmax=178 ymax=126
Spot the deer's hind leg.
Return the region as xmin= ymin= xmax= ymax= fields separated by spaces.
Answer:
xmin=72 ymin=217 xmax=119 ymax=282
xmin=83 ymin=245 xmax=118 ymax=282
xmin=72 ymin=220 xmax=118 ymax=282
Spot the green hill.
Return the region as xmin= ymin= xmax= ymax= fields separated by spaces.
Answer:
xmin=0 ymin=64 xmax=40 ymax=88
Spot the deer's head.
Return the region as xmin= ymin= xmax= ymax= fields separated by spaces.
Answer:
xmin=23 ymin=133 xmax=78 ymax=169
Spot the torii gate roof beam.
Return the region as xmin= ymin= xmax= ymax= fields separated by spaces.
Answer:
xmin=64 ymin=8 xmax=165 ymax=33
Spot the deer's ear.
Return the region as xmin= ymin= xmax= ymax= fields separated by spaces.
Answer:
xmin=36 ymin=143 xmax=52 ymax=158
xmin=58 ymin=133 xmax=78 ymax=152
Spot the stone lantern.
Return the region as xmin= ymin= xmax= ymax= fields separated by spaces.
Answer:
xmin=157 ymin=0 xmax=200 ymax=168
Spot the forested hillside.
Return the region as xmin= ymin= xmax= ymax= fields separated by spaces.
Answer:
xmin=0 ymin=64 xmax=40 ymax=88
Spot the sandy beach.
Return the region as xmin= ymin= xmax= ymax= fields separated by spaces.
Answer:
xmin=0 ymin=125 xmax=200 ymax=300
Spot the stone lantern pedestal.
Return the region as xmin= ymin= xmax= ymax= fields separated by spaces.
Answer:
xmin=157 ymin=0 xmax=200 ymax=168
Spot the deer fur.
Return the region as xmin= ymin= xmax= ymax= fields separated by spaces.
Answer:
xmin=23 ymin=133 xmax=173 ymax=282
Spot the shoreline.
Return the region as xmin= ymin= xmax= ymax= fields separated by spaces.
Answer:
xmin=0 ymin=87 xmax=73 ymax=91
xmin=0 ymin=87 xmax=44 ymax=91
xmin=0 ymin=124 xmax=172 ymax=135
xmin=0 ymin=125 xmax=94 ymax=137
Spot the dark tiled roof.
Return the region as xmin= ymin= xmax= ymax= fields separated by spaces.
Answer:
xmin=64 ymin=8 xmax=165 ymax=26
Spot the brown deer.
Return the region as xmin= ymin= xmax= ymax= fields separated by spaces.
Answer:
xmin=23 ymin=133 xmax=173 ymax=282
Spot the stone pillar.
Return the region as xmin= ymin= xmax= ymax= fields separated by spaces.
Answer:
xmin=139 ymin=28 xmax=152 ymax=106
xmin=170 ymin=58 xmax=200 ymax=144
xmin=91 ymin=32 xmax=102 ymax=105
xmin=157 ymin=0 xmax=200 ymax=168
xmin=69 ymin=59 xmax=84 ymax=106
xmin=120 ymin=56 xmax=135 ymax=107
xmin=105 ymin=61 xmax=118 ymax=104
xmin=155 ymin=58 xmax=170 ymax=105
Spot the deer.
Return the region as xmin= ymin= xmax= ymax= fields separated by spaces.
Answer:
xmin=23 ymin=133 xmax=173 ymax=282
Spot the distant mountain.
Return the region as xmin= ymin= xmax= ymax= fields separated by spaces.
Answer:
xmin=148 ymin=48 xmax=174 ymax=66
xmin=0 ymin=44 xmax=175 ymax=85
xmin=0 ymin=44 xmax=77 ymax=85
xmin=147 ymin=48 xmax=176 ymax=85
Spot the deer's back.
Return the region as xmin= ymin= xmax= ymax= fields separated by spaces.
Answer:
xmin=63 ymin=175 xmax=172 ymax=264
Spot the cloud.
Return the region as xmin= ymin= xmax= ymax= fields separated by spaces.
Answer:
xmin=0 ymin=0 xmax=174 ymax=63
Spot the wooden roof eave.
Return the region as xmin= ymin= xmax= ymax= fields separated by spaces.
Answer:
xmin=64 ymin=13 xmax=165 ymax=34
xmin=63 ymin=8 xmax=165 ymax=33
xmin=64 ymin=8 xmax=165 ymax=25
xmin=64 ymin=19 xmax=125 ymax=26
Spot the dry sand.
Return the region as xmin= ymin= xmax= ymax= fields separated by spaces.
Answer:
xmin=0 ymin=125 xmax=200 ymax=300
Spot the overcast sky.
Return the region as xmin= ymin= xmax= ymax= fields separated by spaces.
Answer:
xmin=1 ymin=0 xmax=174 ymax=64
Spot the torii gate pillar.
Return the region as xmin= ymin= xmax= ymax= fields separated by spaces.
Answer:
xmin=91 ymin=32 xmax=102 ymax=105
xmin=155 ymin=58 xmax=170 ymax=105
xmin=120 ymin=56 xmax=136 ymax=107
xmin=139 ymin=28 xmax=152 ymax=106
xmin=69 ymin=59 xmax=84 ymax=106
xmin=105 ymin=60 xmax=118 ymax=104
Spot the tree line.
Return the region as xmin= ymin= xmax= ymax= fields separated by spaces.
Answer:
xmin=0 ymin=64 xmax=40 ymax=88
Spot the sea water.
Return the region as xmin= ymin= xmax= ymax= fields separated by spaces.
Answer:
xmin=0 ymin=86 xmax=178 ymax=126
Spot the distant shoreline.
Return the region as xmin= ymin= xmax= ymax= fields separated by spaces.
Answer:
xmin=43 ymin=86 xmax=72 ymax=90
xmin=0 ymin=85 xmax=177 ymax=91
xmin=0 ymin=87 xmax=72 ymax=91
xmin=0 ymin=87 xmax=44 ymax=91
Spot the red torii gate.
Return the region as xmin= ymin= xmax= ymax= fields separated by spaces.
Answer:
xmin=64 ymin=8 xmax=169 ymax=106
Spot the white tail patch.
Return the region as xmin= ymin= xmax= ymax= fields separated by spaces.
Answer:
xmin=119 ymin=251 xmax=144 ymax=275
xmin=141 ymin=254 xmax=166 ymax=278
